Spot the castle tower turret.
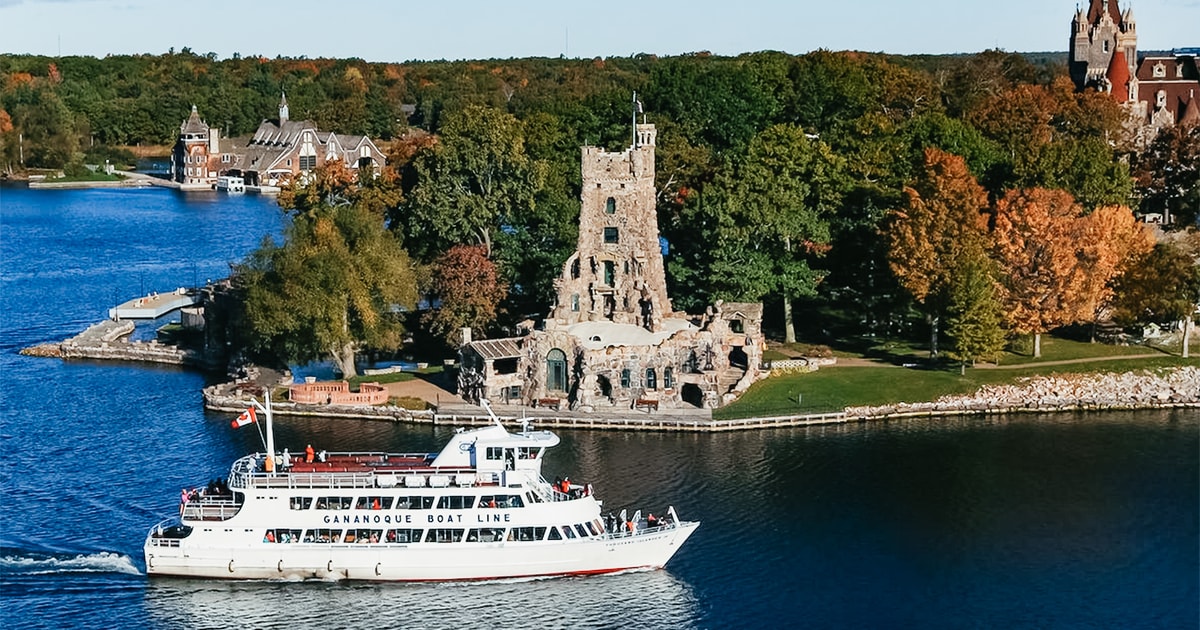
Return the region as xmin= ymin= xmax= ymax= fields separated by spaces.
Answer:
xmin=279 ymin=91 xmax=289 ymax=124
xmin=551 ymin=107 xmax=672 ymax=331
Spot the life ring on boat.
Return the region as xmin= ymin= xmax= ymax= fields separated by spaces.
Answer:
xmin=228 ymin=560 xmax=235 ymax=573
xmin=375 ymin=563 xmax=381 ymax=576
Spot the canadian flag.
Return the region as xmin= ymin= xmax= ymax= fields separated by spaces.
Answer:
xmin=231 ymin=407 xmax=257 ymax=429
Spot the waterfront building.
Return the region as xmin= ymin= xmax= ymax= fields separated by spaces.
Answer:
xmin=170 ymin=93 xmax=387 ymax=190
xmin=458 ymin=114 xmax=765 ymax=411
xmin=1069 ymin=1 xmax=1200 ymax=145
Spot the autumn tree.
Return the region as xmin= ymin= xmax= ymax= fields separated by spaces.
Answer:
xmin=1073 ymin=204 xmax=1155 ymax=340
xmin=422 ymin=244 xmax=509 ymax=346
xmin=886 ymin=148 xmax=990 ymax=356
xmin=236 ymin=164 xmax=418 ymax=377
xmin=991 ymin=188 xmax=1089 ymax=357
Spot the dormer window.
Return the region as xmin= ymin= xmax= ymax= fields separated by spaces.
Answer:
xmin=1153 ymin=62 xmax=1166 ymax=78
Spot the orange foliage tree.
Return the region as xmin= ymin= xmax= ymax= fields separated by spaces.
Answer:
xmin=991 ymin=188 xmax=1087 ymax=357
xmin=886 ymin=148 xmax=990 ymax=356
xmin=1073 ymin=204 xmax=1156 ymax=339
xmin=422 ymin=244 xmax=509 ymax=346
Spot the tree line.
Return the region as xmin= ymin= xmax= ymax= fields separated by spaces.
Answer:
xmin=2 ymin=49 xmax=1197 ymax=373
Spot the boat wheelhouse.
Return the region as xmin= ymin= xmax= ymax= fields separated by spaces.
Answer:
xmin=144 ymin=399 xmax=697 ymax=581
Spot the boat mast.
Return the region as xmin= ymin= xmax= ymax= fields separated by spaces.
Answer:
xmin=251 ymin=390 xmax=277 ymax=461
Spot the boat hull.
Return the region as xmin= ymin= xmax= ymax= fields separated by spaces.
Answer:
xmin=145 ymin=522 xmax=698 ymax=581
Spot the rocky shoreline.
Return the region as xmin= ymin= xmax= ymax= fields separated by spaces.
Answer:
xmin=200 ymin=366 xmax=1200 ymax=432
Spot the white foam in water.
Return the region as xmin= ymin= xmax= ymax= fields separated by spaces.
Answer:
xmin=1 ymin=551 xmax=142 ymax=576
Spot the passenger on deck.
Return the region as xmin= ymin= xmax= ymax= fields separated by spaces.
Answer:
xmin=282 ymin=448 xmax=291 ymax=470
xmin=647 ymin=513 xmax=658 ymax=528
xmin=319 ymin=450 xmax=327 ymax=463
xmin=305 ymin=444 xmax=315 ymax=463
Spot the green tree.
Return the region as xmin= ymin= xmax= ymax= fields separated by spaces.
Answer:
xmin=945 ymin=250 xmax=1006 ymax=373
xmin=1132 ymin=123 xmax=1200 ymax=227
xmin=1112 ymin=238 xmax=1200 ymax=357
xmin=394 ymin=105 xmax=547 ymax=262
xmin=236 ymin=164 xmax=417 ymax=377
xmin=711 ymin=123 xmax=846 ymax=342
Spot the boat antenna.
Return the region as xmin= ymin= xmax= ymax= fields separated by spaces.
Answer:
xmin=479 ymin=398 xmax=505 ymax=430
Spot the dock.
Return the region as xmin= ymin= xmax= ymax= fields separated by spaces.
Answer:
xmin=109 ymin=289 xmax=198 ymax=320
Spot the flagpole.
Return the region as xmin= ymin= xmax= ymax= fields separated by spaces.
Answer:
xmin=264 ymin=389 xmax=276 ymax=463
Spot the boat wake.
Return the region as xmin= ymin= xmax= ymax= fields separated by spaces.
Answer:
xmin=0 ymin=550 xmax=142 ymax=576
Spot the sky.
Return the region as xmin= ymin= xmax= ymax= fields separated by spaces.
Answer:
xmin=0 ymin=0 xmax=1197 ymax=61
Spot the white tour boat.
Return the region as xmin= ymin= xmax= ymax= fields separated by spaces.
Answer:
xmin=215 ymin=175 xmax=245 ymax=193
xmin=144 ymin=397 xmax=698 ymax=581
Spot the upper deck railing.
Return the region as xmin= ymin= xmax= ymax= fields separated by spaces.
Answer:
xmin=226 ymin=453 xmax=545 ymax=492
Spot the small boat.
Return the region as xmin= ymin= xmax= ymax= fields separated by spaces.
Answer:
xmin=144 ymin=397 xmax=698 ymax=581
xmin=215 ymin=176 xmax=244 ymax=193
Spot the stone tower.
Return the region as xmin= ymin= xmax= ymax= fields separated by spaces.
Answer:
xmin=279 ymin=91 xmax=289 ymax=124
xmin=550 ymin=121 xmax=673 ymax=331
xmin=1070 ymin=0 xmax=1137 ymax=92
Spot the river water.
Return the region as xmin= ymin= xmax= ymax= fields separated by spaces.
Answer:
xmin=1 ymin=185 xmax=1197 ymax=629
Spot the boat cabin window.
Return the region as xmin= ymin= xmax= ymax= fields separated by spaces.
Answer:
xmin=586 ymin=521 xmax=601 ymax=536
xmin=426 ymin=528 xmax=464 ymax=543
xmin=264 ymin=528 xmax=302 ymax=543
xmin=348 ymin=528 xmax=382 ymax=544
xmin=486 ymin=447 xmax=504 ymax=461
xmin=574 ymin=524 xmax=589 ymax=538
xmin=517 ymin=447 xmax=539 ymax=459
xmin=561 ymin=525 xmax=577 ymax=539
xmin=479 ymin=494 xmax=524 ymax=508
xmin=547 ymin=527 xmax=563 ymax=540
xmin=437 ymin=495 xmax=476 ymax=509
xmin=315 ymin=497 xmax=353 ymax=510
xmin=303 ymin=528 xmax=343 ymax=543
xmin=508 ymin=526 xmax=547 ymax=541
xmin=289 ymin=497 xmax=312 ymax=510
xmin=355 ymin=496 xmax=394 ymax=510
xmin=395 ymin=496 xmax=435 ymax=510
xmin=466 ymin=527 xmax=506 ymax=542
xmin=385 ymin=528 xmax=423 ymax=543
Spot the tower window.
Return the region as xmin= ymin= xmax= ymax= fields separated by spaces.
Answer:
xmin=603 ymin=227 xmax=619 ymax=244
xmin=603 ymin=261 xmax=615 ymax=286
xmin=571 ymin=293 xmax=580 ymax=312
xmin=605 ymin=197 xmax=616 ymax=214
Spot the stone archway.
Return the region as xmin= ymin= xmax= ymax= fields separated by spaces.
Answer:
xmin=681 ymin=383 xmax=705 ymax=408
xmin=728 ymin=346 xmax=748 ymax=369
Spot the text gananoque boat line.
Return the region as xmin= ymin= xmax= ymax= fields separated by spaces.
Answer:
xmin=144 ymin=397 xmax=698 ymax=581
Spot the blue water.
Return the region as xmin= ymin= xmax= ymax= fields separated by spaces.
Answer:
xmin=1 ymin=185 xmax=1197 ymax=629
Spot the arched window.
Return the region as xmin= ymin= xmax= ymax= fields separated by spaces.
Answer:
xmin=546 ymin=349 xmax=568 ymax=392
xmin=663 ymin=367 xmax=674 ymax=389
xmin=620 ymin=369 xmax=631 ymax=388
xmin=645 ymin=368 xmax=657 ymax=390
xmin=571 ymin=293 xmax=580 ymax=312
xmin=605 ymin=197 xmax=616 ymax=214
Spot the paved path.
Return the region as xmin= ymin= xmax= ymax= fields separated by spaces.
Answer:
xmin=822 ymin=353 xmax=1175 ymax=370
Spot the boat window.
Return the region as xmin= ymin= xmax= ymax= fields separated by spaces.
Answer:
xmin=289 ymin=497 xmax=312 ymax=510
xmin=479 ymin=494 xmax=525 ymax=508
xmin=574 ymin=524 xmax=589 ymax=538
xmin=395 ymin=496 xmax=435 ymax=510
xmin=437 ymin=495 xmax=476 ymax=509
xmin=466 ymin=527 xmax=506 ymax=543
xmin=426 ymin=528 xmax=464 ymax=543
xmin=385 ymin=528 xmax=423 ymax=544
xmin=348 ymin=529 xmax=382 ymax=544
xmin=486 ymin=447 xmax=504 ymax=461
xmin=508 ymin=526 xmax=547 ymax=541
xmin=548 ymin=527 xmax=562 ymax=540
xmin=517 ymin=447 xmax=538 ymax=460
xmin=585 ymin=521 xmax=600 ymax=536
xmin=315 ymin=497 xmax=353 ymax=510
xmin=303 ymin=528 xmax=343 ymax=543
xmin=561 ymin=525 xmax=577 ymax=539
xmin=355 ymin=496 xmax=394 ymax=510
xmin=264 ymin=528 xmax=302 ymax=543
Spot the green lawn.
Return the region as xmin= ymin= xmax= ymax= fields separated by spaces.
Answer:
xmin=715 ymin=354 xmax=1197 ymax=420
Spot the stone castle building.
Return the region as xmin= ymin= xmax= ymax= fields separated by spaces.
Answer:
xmin=459 ymin=116 xmax=765 ymax=411
xmin=170 ymin=93 xmax=387 ymax=190
xmin=1069 ymin=0 xmax=1200 ymax=144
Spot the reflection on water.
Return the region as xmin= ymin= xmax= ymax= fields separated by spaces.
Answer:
xmin=144 ymin=570 xmax=699 ymax=630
